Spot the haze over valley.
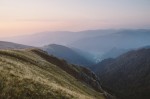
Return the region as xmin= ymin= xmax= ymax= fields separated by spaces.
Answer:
xmin=0 ymin=0 xmax=150 ymax=99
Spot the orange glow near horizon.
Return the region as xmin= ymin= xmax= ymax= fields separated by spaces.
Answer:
xmin=0 ymin=0 xmax=150 ymax=38
xmin=0 ymin=20 xmax=112 ymax=37
xmin=0 ymin=20 xmax=150 ymax=38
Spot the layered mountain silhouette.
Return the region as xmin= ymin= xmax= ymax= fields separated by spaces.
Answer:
xmin=1 ymin=29 xmax=114 ymax=46
xmin=42 ymin=44 xmax=95 ymax=66
xmin=70 ymin=29 xmax=150 ymax=55
xmin=1 ymin=29 xmax=150 ymax=99
xmin=90 ymin=48 xmax=150 ymax=99
xmin=0 ymin=48 xmax=115 ymax=99
xmin=2 ymin=29 xmax=150 ymax=60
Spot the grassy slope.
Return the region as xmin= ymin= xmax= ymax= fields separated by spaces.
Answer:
xmin=0 ymin=49 xmax=105 ymax=99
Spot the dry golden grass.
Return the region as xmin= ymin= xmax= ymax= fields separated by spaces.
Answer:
xmin=0 ymin=49 xmax=105 ymax=99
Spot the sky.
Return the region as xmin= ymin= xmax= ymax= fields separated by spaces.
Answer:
xmin=0 ymin=0 xmax=150 ymax=37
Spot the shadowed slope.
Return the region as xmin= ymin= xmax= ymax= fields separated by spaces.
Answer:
xmin=91 ymin=48 xmax=150 ymax=99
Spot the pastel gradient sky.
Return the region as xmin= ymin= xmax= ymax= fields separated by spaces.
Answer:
xmin=0 ymin=0 xmax=150 ymax=37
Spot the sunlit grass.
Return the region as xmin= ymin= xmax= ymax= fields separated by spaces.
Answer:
xmin=0 ymin=49 xmax=105 ymax=99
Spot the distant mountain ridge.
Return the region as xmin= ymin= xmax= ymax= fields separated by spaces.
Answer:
xmin=70 ymin=29 xmax=150 ymax=54
xmin=2 ymin=29 xmax=150 ymax=61
xmin=1 ymin=29 xmax=116 ymax=46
